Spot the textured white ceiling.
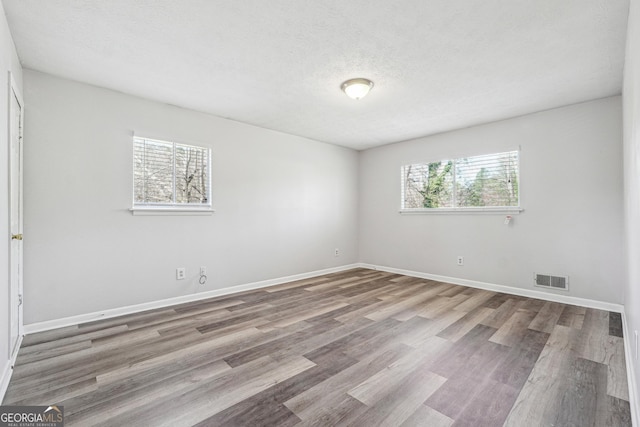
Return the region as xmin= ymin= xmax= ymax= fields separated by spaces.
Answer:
xmin=1 ymin=0 xmax=630 ymax=150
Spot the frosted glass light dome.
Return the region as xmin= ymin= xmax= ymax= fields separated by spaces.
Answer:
xmin=341 ymin=78 xmax=374 ymax=100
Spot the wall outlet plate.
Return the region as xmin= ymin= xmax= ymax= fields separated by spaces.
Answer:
xmin=457 ymin=256 xmax=464 ymax=266
xmin=176 ymin=268 xmax=186 ymax=280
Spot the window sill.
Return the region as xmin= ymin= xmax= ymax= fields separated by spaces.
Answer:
xmin=130 ymin=207 xmax=215 ymax=216
xmin=399 ymin=207 xmax=523 ymax=215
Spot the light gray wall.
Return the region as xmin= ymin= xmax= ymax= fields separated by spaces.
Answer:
xmin=359 ymin=97 xmax=624 ymax=304
xmin=0 ymin=0 xmax=22 ymax=387
xmin=22 ymin=70 xmax=359 ymax=324
xmin=623 ymin=0 xmax=640 ymax=417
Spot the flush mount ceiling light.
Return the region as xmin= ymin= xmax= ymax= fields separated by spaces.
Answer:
xmin=341 ymin=78 xmax=374 ymax=100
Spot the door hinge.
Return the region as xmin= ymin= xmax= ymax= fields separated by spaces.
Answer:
xmin=18 ymin=294 xmax=23 ymax=306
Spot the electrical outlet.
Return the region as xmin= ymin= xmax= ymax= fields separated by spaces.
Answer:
xmin=335 ymin=248 xmax=339 ymax=257
xmin=200 ymin=266 xmax=207 ymax=276
xmin=457 ymin=256 xmax=464 ymax=266
xmin=176 ymin=268 xmax=186 ymax=280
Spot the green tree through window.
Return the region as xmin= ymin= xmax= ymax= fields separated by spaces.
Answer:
xmin=402 ymin=151 xmax=519 ymax=209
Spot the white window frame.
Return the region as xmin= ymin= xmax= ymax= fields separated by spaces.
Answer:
xmin=400 ymin=149 xmax=523 ymax=215
xmin=131 ymin=136 xmax=214 ymax=215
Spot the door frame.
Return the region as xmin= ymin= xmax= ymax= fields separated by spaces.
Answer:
xmin=7 ymin=71 xmax=24 ymax=359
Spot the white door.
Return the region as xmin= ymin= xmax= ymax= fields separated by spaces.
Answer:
xmin=8 ymin=72 xmax=23 ymax=359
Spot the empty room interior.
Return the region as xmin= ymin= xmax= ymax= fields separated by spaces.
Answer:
xmin=1 ymin=1 xmax=640 ymax=426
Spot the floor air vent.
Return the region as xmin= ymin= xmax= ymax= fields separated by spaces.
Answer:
xmin=534 ymin=273 xmax=569 ymax=291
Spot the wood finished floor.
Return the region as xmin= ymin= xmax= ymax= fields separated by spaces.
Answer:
xmin=3 ymin=268 xmax=632 ymax=426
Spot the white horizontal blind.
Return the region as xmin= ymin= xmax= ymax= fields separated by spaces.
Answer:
xmin=401 ymin=150 xmax=519 ymax=209
xmin=133 ymin=137 xmax=211 ymax=207
xmin=455 ymin=151 xmax=519 ymax=207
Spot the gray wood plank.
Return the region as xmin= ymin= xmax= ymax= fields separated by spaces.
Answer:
xmin=2 ymin=268 xmax=630 ymax=427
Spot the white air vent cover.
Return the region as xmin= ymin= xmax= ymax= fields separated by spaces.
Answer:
xmin=534 ymin=273 xmax=569 ymax=291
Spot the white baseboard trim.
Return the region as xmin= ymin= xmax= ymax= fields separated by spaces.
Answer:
xmin=621 ymin=311 xmax=639 ymax=427
xmin=25 ymin=262 xmax=624 ymax=335
xmin=357 ymin=263 xmax=625 ymax=313
xmin=0 ymin=360 xmax=11 ymax=404
xmin=24 ymin=264 xmax=360 ymax=335
xmin=1 ymin=334 xmax=23 ymax=403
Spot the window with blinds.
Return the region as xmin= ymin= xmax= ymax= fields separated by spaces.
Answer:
xmin=401 ymin=150 xmax=519 ymax=210
xmin=133 ymin=137 xmax=211 ymax=209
